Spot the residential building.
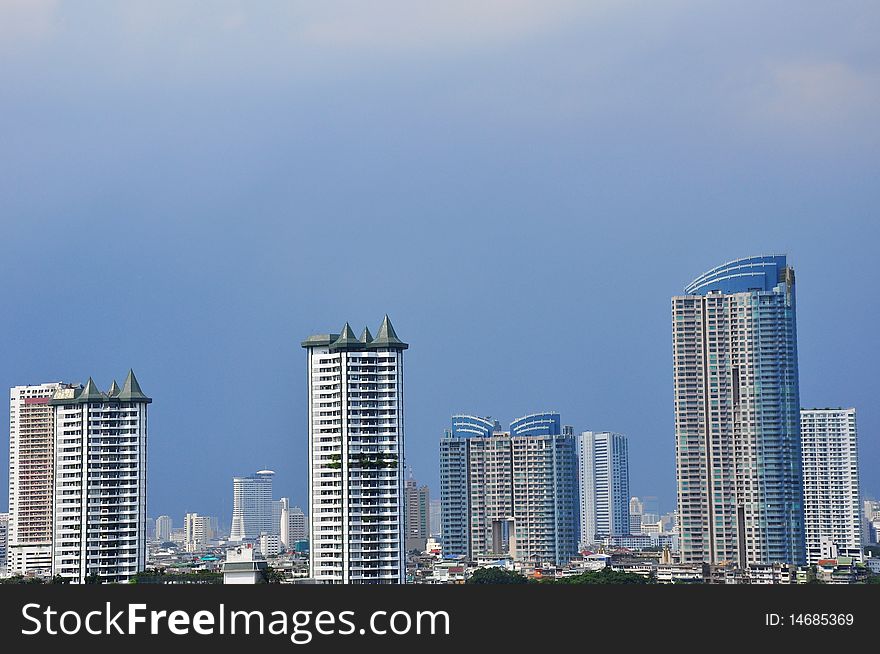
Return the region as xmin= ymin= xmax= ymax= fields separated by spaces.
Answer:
xmin=156 ymin=515 xmax=172 ymax=543
xmin=230 ymin=470 xmax=275 ymax=542
xmin=7 ymin=382 xmax=75 ymax=576
xmin=439 ymin=412 xmax=578 ymax=566
xmin=429 ymin=498 xmax=441 ymax=537
xmin=50 ymin=371 xmax=150 ymax=583
xmin=0 ymin=512 xmax=7 ymax=573
xmin=578 ymin=431 xmax=630 ymax=547
xmin=673 ymin=255 xmax=805 ymax=566
xmin=801 ymin=408 xmax=862 ymax=563
xmin=184 ymin=513 xmax=214 ymax=552
xmin=405 ymin=470 xmax=430 ymax=552
xmin=278 ymin=498 xmax=307 ymax=548
xmin=302 ymin=316 xmax=407 ymax=584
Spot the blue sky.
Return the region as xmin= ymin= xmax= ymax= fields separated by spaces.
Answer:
xmin=1 ymin=1 xmax=878 ymax=526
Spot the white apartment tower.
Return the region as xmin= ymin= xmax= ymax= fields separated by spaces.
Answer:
xmin=230 ymin=470 xmax=275 ymax=542
xmin=578 ymin=431 xmax=630 ymax=547
xmin=279 ymin=498 xmax=307 ymax=548
xmin=50 ymin=371 xmax=150 ymax=583
xmin=801 ymin=408 xmax=862 ymax=563
xmin=8 ymin=382 xmax=74 ymax=575
xmin=155 ymin=515 xmax=172 ymax=543
xmin=302 ymin=316 xmax=407 ymax=584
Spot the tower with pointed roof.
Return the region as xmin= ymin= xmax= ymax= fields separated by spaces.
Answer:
xmin=49 ymin=371 xmax=151 ymax=583
xmin=302 ymin=316 xmax=408 ymax=584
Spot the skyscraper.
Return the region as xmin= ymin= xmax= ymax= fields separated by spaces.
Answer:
xmin=673 ymin=255 xmax=804 ymax=566
xmin=302 ymin=316 xmax=407 ymax=584
xmin=230 ymin=470 xmax=275 ymax=542
xmin=439 ymin=413 xmax=578 ymax=566
xmin=801 ymin=408 xmax=862 ymax=563
xmin=578 ymin=431 xmax=630 ymax=547
xmin=0 ymin=512 xmax=8 ymax=573
xmin=50 ymin=371 xmax=150 ymax=583
xmin=7 ymin=382 xmax=74 ymax=576
xmin=404 ymin=470 xmax=430 ymax=552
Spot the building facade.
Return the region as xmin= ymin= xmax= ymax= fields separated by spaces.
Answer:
xmin=578 ymin=431 xmax=630 ymax=547
xmin=673 ymin=255 xmax=805 ymax=566
xmin=155 ymin=515 xmax=172 ymax=543
xmin=7 ymin=382 xmax=75 ymax=576
xmin=0 ymin=512 xmax=7 ymax=574
xmin=230 ymin=470 xmax=275 ymax=542
xmin=302 ymin=316 xmax=407 ymax=584
xmin=50 ymin=371 xmax=150 ymax=583
xmin=801 ymin=408 xmax=862 ymax=563
xmin=439 ymin=413 xmax=578 ymax=566
xmin=184 ymin=513 xmax=214 ymax=552
xmin=404 ymin=471 xmax=430 ymax=552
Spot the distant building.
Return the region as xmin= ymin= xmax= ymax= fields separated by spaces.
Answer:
xmin=156 ymin=516 xmax=173 ymax=543
xmin=230 ymin=470 xmax=275 ymax=542
xmin=405 ymin=471 xmax=430 ymax=552
xmin=801 ymin=408 xmax=862 ymax=563
xmin=429 ymin=498 xmax=441 ymax=537
xmin=259 ymin=532 xmax=281 ymax=557
xmin=578 ymin=432 xmax=630 ymax=547
xmin=184 ymin=513 xmax=214 ymax=552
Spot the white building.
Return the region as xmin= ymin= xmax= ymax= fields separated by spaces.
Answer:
xmin=50 ymin=372 xmax=150 ymax=583
xmin=301 ymin=316 xmax=407 ymax=584
xmin=8 ymin=382 xmax=75 ymax=576
xmin=184 ymin=513 xmax=214 ymax=552
xmin=155 ymin=515 xmax=172 ymax=543
xmin=258 ymin=532 xmax=281 ymax=557
xmin=222 ymin=544 xmax=268 ymax=584
xmin=801 ymin=408 xmax=862 ymax=563
xmin=578 ymin=431 xmax=630 ymax=547
xmin=279 ymin=499 xmax=306 ymax=548
xmin=0 ymin=512 xmax=8 ymax=574
xmin=230 ymin=470 xmax=275 ymax=542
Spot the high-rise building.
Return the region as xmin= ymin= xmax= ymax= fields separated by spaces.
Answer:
xmin=439 ymin=413 xmax=578 ymax=566
xmin=280 ymin=501 xmax=307 ymax=548
xmin=629 ymin=497 xmax=644 ymax=535
xmin=156 ymin=515 xmax=173 ymax=543
xmin=429 ymin=498 xmax=441 ymax=537
xmin=404 ymin=470 xmax=430 ymax=552
xmin=184 ymin=513 xmax=215 ymax=552
xmin=578 ymin=432 xmax=630 ymax=547
xmin=0 ymin=512 xmax=8 ymax=573
xmin=230 ymin=470 xmax=275 ymax=542
xmin=673 ymin=255 xmax=805 ymax=566
xmin=7 ymin=382 xmax=76 ymax=576
xmin=50 ymin=371 xmax=150 ymax=583
xmin=302 ymin=316 xmax=407 ymax=584
xmin=864 ymin=500 xmax=880 ymax=545
xmin=801 ymin=408 xmax=862 ymax=563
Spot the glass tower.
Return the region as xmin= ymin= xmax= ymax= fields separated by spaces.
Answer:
xmin=673 ymin=255 xmax=805 ymax=566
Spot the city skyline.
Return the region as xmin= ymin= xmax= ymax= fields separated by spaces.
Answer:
xmin=2 ymin=3 xmax=879 ymax=527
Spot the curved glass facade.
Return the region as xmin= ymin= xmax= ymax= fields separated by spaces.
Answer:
xmin=509 ymin=412 xmax=561 ymax=436
xmin=684 ymin=254 xmax=789 ymax=295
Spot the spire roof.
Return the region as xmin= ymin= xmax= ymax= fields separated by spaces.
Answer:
xmin=79 ymin=377 xmax=108 ymax=402
xmin=117 ymin=369 xmax=152 ymax=403
xmin=329 ymin=322 xmax=361 ymax=351
xmin=108 ymin=380 xmax=120 ymax=397
xmin=367 ymin=315 xmax=408 ymax=350
xmin=359 ymin=326 xmax=373 ymax=344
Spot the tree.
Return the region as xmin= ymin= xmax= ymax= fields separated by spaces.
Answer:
xmin=264 ymin=566 xmax=287 ymax=584
xmin=552 ymin=567 xmax=653 ymax=585
xmin=466 ymin=567 xmax=530 ymax=584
